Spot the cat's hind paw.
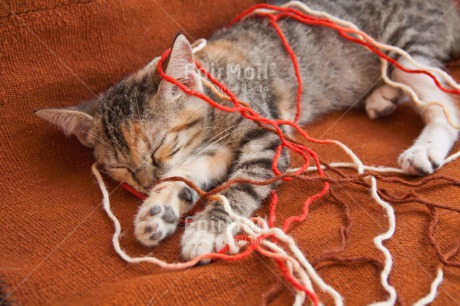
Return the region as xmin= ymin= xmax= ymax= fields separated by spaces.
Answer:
xmin=365 ymin=84 xmax=400 ymax=119
xmin=134 ymin=203 xmax=179 ymax=247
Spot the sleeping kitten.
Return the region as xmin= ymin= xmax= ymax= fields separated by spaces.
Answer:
xmin=36 ymin=0 xmax=460 ymax=263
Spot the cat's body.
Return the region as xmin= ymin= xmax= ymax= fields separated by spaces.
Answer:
xmin=36 ymin=0 xmax=460 ymax=262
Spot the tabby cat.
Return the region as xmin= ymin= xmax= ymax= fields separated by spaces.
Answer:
xmin=36 ymin=0 xmax=460 ymax=263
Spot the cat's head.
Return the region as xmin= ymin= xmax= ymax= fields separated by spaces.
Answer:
xmin=35 ymin=35 xmax=209 ymax=192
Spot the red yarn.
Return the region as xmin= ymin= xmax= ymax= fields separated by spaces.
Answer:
xmin=267 ymin=16 xmax=303 ymax=124
xmin=268 ymin=191 xmax=278 ymax=228
xmin=120 ymin=3 xmax=460 ymax=304
xmin=121 ymin=183 xmax=147 ymax=200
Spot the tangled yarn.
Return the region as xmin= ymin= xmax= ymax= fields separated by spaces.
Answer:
xmin=92 ymin=2 xmax=460 ymax=305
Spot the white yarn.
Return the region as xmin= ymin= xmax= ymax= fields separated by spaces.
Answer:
xmin=220 ymin=195 xmax=344 ymax=305
xmin=290 ymin=146 xmax=460 ymax=175
xmin=92 ymin=163 xmax=337 ymax=304
xmin=329 ymin=138 xmax=398 ymax=305
xmin=413 ymin=266 xmax=444 ymax=306
xmin=92 ymin=163 xmax=205 ymax=269
xmin=367 ymin=177 xmax=397 ymax=306
xmin=191 ymin=38 xmax=207 ymax=53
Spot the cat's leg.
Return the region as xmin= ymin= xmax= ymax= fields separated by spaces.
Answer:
xmin=394 ymin=57 xmax=459 ymax=175
xmin=365 ymin=84 xmax=400 ymax=119
xmin=134 ymin=146 xmax=233 ymax=246
xmin=181 ymin=128 xmax=289 ymax=263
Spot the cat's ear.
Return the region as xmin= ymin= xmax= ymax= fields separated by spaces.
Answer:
xmin=159 ymin=34 xmax=202 ymax=98
xmin=34 ymin=98 xmax=98 ymax=148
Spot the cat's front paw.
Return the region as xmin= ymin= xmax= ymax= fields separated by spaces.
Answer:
xmin=134 ymin=203 xmax=178 ymax=247
xmin=134 ymin=182 xmax=194 ymax=246
xmin=181 ymin=207 xmax=236 ymax=264
xmin=398 ymin=144 xmax=445 ymax=175
xmin=181 ymin=228 xmax=229 ymax=264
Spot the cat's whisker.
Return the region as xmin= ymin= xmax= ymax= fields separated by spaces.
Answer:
xmin=94 ymin=139 xmax=111 ymax=149
xmin=177 ymin=125 xmax=233 ymax=164
xmin=179 ymin=125 xmax=236 ymax=165
xmin=99 ymin=169 xmax=111 ymax=176
xmin=84 ymin=131 xmax=111 ymax=148
xmin=180 ymin=127 xmax=239 ymax=165
xmin=183 ymin=126 xmax=233 ymax=154
xmin=134 ymin=92 xmax=141 ymax=121
xmin=183 ymin=138 xmax=238 ymax=164
xmin=93 ymin=153 xmax=116 ymax=157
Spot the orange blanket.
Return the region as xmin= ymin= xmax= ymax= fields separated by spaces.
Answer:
xmin=1 ymin=0 xmax=459 ymax=305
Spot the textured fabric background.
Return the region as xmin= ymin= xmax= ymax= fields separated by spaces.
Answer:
xmin=0 ymin=0 xmax=459 ymax=305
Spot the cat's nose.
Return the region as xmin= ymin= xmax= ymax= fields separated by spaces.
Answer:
xmin=135 ymin=168 xmax=158 ymax=190
xmin=142 ymin=181 xmax=156 ymax=191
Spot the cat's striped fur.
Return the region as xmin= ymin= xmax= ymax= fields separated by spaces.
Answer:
xmin=36 ymin=0 xmax=460 ymax=262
